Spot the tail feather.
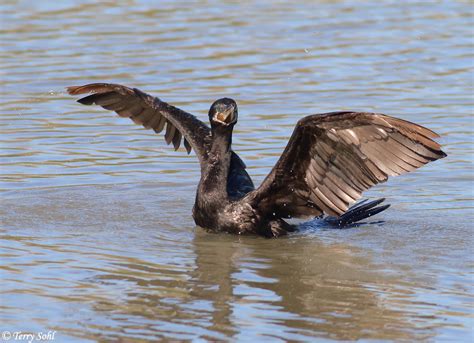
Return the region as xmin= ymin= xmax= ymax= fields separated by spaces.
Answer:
xmin=342 ymin=198 xmax=386 ymax=217
xmin=324 ymin=198 xmax=390 ymax=227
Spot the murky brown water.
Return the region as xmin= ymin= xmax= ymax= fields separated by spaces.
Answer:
xmin=1 ymin=1 xmax=473 ymax=341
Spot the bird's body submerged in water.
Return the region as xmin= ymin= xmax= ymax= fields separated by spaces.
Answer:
xmin=68 ymin=83 xmax=446 ymax=237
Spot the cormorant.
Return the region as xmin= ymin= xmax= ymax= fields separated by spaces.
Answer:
xmin=67 ymin=83 xmax=446 ymax=237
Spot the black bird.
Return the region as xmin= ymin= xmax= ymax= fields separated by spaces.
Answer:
xmin=67 ymin=83 xmax=446 ymax=237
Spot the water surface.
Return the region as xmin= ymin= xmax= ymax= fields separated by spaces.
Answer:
xmin=1 ymin=1 xmax=473 ymax=341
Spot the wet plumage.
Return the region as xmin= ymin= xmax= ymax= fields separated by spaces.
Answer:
xmin=68 ymin=83 xmax=446 ymax=237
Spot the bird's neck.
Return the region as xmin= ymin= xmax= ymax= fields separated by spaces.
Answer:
xmin=209 ymin=124 xmax=233 ymax=156
xmin=198 ymin=125 xmax=233 ymax=201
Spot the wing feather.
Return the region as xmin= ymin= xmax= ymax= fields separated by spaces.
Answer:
xmin=322 ymin=174 xmax=356 ymax=203
xmin=154 ymin=115 xmax=167 ymax=133
xmin=164 ymin=121 xmax=176 ymax=145
xmin=248 ymin=111 xmax=446 ymax=218
xmin=137 ymin=108 xmax=158 ymax=127
xmin=67 ymin=83 xmax=210 ymax=161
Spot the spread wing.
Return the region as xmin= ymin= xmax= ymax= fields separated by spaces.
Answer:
xmin=67 ymin=83 xmax=211 ymax=163
xmin=248 ymin=111 xmax=446 ymax=218
xmin=67 ymin=82 xmax=254 ymax=195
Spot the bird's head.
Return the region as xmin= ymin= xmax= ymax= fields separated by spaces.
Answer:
xmin=209 ymin=98 xmax=238 ymax=127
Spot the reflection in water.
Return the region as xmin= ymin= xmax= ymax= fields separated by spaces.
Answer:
xmin=191 ymin=232 xmax=423 ymax=341
xmin=45 ymin=225 xmax=434 ymax=341
xmin=43 ymin=228 xmax=443 ymax=341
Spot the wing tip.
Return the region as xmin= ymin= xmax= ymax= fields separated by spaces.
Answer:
xmin=76 ymin=96 xmax=93 ymax=105
xmin=66 ymin=83 xmax=118 ymax=96
xmin=428 ymin=147 xmax=447 ymax=160
xmin=66 ymin=84 xmax=99 ymax=95
xmin=66 ymin=86 xmax=82 ymax=95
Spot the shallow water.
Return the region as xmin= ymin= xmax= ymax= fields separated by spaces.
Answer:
xmin=1 ymin=1 xmax=473 ymax=341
